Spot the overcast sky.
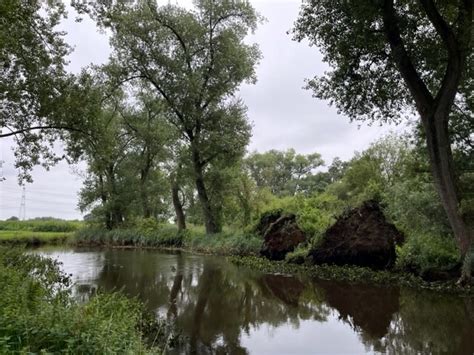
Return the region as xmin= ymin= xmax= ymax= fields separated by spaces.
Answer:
xmin=0 ymin=0 xmax=403 ymax=220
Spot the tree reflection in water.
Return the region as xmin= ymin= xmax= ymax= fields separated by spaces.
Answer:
xmin=50 ymin=248 xmax=473 ymax=354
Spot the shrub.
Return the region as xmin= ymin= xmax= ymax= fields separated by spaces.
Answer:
xmin=285 ymin=245 xmax=310 ymax=264
xmin=396 ymin=234 xmax=460 ymax=274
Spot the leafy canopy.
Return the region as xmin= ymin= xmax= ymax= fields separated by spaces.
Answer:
xmin=292 ymin=0 xmax=472 ymax=124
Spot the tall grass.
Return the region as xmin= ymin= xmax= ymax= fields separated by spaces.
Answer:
xmin=0 ymin=247 xmax=171 ymax=353
xmin=0 ymin=230 xmax=71 ymax=245
xmin=0 ymin=219 xmax=82 ymax=233
xmin=74 ymin=224 xmax=262 ymax=256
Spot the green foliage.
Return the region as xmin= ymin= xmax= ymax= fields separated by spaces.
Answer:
xmin=292 ymin=0 xmax=472 ymax=125
xmin=293 ymin=192 xmax=344 ymax=239
xmin=183 ymin=227 xmax=262 ymax=256
xmin=74 ymin=0 xmax=261 ymax=233
xmin=384 ymin=177 xmax=451 ymax=238
xmin=396 ymin=234 xmax=460 ymax=274
xmin=0 ymin=219 xmax=82 ymax=232
xmin=293 ymin=0 xmax=473 ymax=279
xmin=285 ymin=245 xmax=310 ymax=265
xmin=74 ymin=223 xmax=261 ymax=256
xmin=0 ymin=0 xmax=74 ymax=181
xmin=0 ymin=220 xmax=81 ymax=245
xmin=245 ymin=149 xmax=324 ymax=196
xmin=0 ymin=247 xmax=165 ymax=353
xmin=74 ymin=225 xmax=184 ymax=248
xmin=254 ymin=191 xmax=343 ymax=240
xmin=0 ymin=230 xmax=71 ymax=246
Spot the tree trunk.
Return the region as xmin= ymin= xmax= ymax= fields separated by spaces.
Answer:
xmin=107 ymin=165 xmax=123 ymax=229
xmin=140 ymin=169 xmax=151 ymax=219
xmin=191 ymin=145 xmax=219 ymax=234
xmin=382 ymin=0 xmax=473 ymax=284
xmin=139 ymin=147 xmax=153 ymax=219
xmin=99 ymin=174 xmax=112 ymax=230
xmin=171 ymin=179 xmax=186 ymax=231
xmin=423 ymin=115 xmax=472 ymax=284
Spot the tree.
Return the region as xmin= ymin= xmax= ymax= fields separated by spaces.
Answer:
xmin=245 ymin=149 xmax=324 ymax=196
xmin=0 ymin=0 xmax=77 ymax=181
xmin=120 ymin=90 xmax=175 ymax=219
xmin=294 ymin=0 xmax=473 ymax=283
xmin=73 ymin=71 xmax=175 ymax=228
xmin=77 ymin=0 xmax=260 ymax=234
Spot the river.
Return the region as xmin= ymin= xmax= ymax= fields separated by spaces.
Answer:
xmin=37 ymin=247 xmax=474 ymax=354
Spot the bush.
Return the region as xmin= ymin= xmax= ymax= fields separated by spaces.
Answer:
xmin=253 ymin=192 xmax=344 ymax=244
xmin=0 ymin=247 xmax=166 ymax=353
xmin=396 ymin=234 xmax=460 ymax=274
xmin=285 ymin=245 xmax=310 ymax=264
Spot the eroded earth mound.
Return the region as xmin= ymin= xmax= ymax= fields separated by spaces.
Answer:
xmin=310 ymin=200 xmax=404 ymax=269
xmin=258 ymin=211 xmax=306 ymax=261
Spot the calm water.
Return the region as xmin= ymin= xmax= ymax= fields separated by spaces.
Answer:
xmin=37 ymin=247 xmax=474 ymax=354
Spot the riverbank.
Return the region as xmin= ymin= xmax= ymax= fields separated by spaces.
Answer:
xmin=73 ymin=225 xmax=262 ymax=256
xmin=0 ymin=219 xmax=81 ymax=246
xmin=2 ymin=222 xmax=471 ymax=294
xmin=73 ymin=225 xmax=472 ymax=294
xmin=0 ymin=247 xmax=175 ymax=353
xmin=0 ymin=230 xmax=73 ymax=245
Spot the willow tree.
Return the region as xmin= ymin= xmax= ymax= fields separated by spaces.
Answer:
xmin=294 ymin=0 xmax=473 ymax=284
xmin=77 ymin=0 xmax=260 ymax=234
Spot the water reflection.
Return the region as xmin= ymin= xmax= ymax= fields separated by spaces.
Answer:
xmin=40 ymin=248 xmax=474 ymax=354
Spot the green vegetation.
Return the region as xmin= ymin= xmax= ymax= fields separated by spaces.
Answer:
xmin=230 ymin=256 xmax=474 ymax=295
xmin=0 ymin=247 xmax=174 ymax=353
xmin=1 ymin=0 xmax=472 ymax=284
xmin=1 ymin=0 xmax=473 ymax=352
xmin=0 ymin=230 xmax=71 ymax=245
xmin=0 ymin=219 xmax=82 ymax=233
xmin=0 ymin=219 xmax=82 ymax=245
xmin=293 ymin=0 xmax=473 ymax=282
xmin=396 ymin=234 xmax=460 ymax=275
xmin=74 ymin=223 xmax=261 ymax=256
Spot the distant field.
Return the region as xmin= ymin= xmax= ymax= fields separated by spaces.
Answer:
xmin=0 ymin=220 xmax=82 ymax=245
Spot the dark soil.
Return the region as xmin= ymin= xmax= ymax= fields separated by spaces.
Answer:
xmin=310 ymin=200 xmax=404 ymax=269
xmin=258 ymin=211 xmax=306 ymax=261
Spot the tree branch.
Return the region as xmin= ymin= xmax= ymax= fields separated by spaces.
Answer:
xmin=382 ymin=0 xmax=434 ymax=116
xmin=147 ymin=1 xmax=192 ymax=72
xmin=0 ymin=125 xmax=87 ymax=138
xmin=419 ymin=0 xmax=457 ymax=54
xmin=419 ymin=0 xmax=472 ymax=119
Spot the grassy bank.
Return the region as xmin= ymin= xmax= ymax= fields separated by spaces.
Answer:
xmin=0 ymin=230 xmax=73 ymax=245
xmin=0 ymin=219 xmax=81 ymax=246
xmin=74 ymin=224 xmax=262 ymax=256
xmin=0 ymin=247 xmax=175 ymax=353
